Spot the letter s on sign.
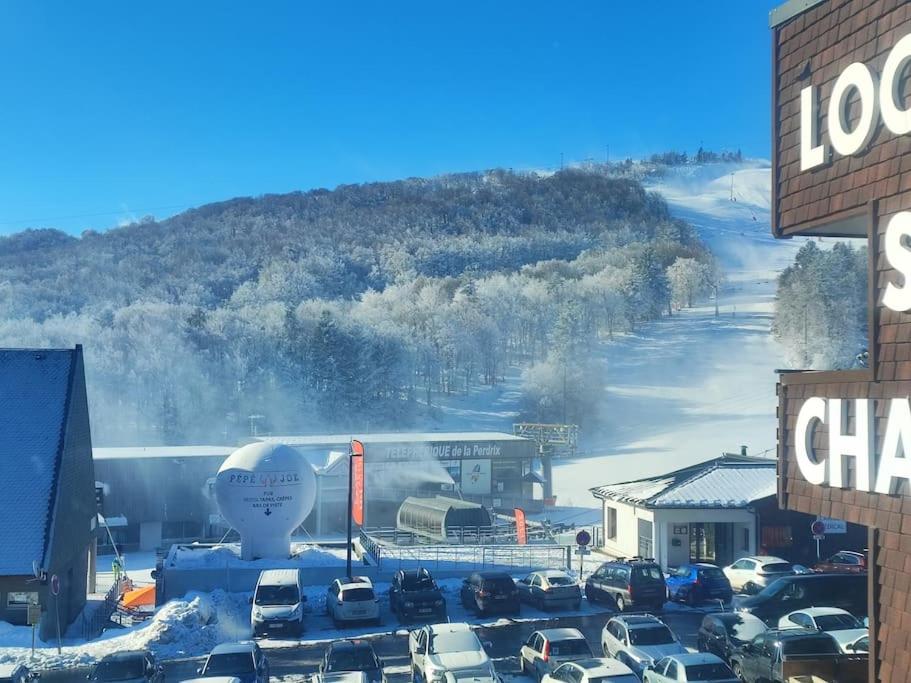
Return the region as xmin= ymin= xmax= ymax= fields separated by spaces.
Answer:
xmin=796 ymin=397 xmax=827 ymax=486
xmin=883 ymin=212 xmax=911 ymax=312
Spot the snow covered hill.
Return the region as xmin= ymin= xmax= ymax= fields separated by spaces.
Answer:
xmin=551 ymin=162 xmax=804 ymax=506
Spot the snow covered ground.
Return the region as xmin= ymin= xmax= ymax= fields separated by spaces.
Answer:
xmin=432 ymin=161 xmax=805 ymax=507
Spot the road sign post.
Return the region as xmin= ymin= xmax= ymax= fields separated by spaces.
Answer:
xmin=810 ymin=520 xmax=827 ymax=560
xmin=27 ymin=601 xmax=40 ymax=659
xmin=50 ymin=574 xmax=61 ymax=654
xmin=575 ymin=529 xmax=592 ymax=576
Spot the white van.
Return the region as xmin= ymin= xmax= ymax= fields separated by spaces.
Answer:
xmin=251 ymin=569 xmax=306 ymax=637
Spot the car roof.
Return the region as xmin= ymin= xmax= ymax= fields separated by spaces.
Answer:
xmin=536 ymin=569 xmax=572 ymax=578
xmin=328 ymin=640 xmax=374 ymax=652
xmin=210 ymin=641 xmax=258 ymax=655
xmin=565 ymin=658 xmax=634 ymax=676
xmin=478 ymin=571 xmax=511 ymax=579
xmin=320 ymin=674 xmax=369 ymax=683
xmin=180 ymin=678 xmax=242 ymax=683
xmin=427 ymin=622 xmax=472 ymax=635
xmin=747 ymin=556 xmax=788 ymax=564
xmin=401 ymin=568 xmax=432 ymax=577
xmin=769 ymin=629 xmax=836 ymax=641
xmin=665 ymin=653 xmax=726 ymax=666
xmin=99 ymin=650 xmax=149 ymax=661
xmin=613 ymin=615 xmax=665 ymax=628
xmin=712 ymin=612 xmax=766 ymax=626
xmin=337 ymin=576 xmax=374 ymax=589
xmin=258 ymin=569 xmax=300 ymax=585
xmin=537 ymin=628 xmax=585 ymax=641
xmin=793 ymin=607 xmax=852 ymax=618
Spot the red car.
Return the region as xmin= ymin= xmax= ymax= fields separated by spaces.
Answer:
xmin=813 ymin=550 xmax=867 ymax=573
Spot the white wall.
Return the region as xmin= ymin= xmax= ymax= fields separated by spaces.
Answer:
xmin=652 ymin=509 xmax=757 ymax=570
xmin=600 ymin=499 xmax=654 ymax=559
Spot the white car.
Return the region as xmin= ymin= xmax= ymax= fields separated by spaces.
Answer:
xmin=723 ymin=556 xmax=795 ymax=594
xmin=519 ymin=628 xmax=592 ymax=681
xmin=312 ymin=674 xmax=369 ymax=683
xmin=777 ymin=607 xmax=868 ymax=653
xmin=251 ymin=568 xmax=306 ymax=637
xmin=326 ymin=577 xmax=380 ymax=627
xmin=409 ymin=622 xmax=496 ymax=683
xmin=541 ymin=658 xmax=638 ymax=683
xmin=643 ymin=653 xmax=738 ymax=682
xmin=601 ymin=615 xmax=687 ymax=679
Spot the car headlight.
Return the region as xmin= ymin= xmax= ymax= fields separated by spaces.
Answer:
xmin=404 ymin=601 xmax=414 ymax=608
xmin=428 ymin=671 xmax=446 ymax=683
xmin=252 ymin=607 xmax=263 ymax=620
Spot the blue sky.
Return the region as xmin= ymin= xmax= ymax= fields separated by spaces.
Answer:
xmin=0 ymin=1 xmax=778 ymax=235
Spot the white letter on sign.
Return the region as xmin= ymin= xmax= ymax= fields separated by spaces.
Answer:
xmin=828 ymin=398 xmax=875 ymax=491
xmin=828 ymin=63 xmax=879 ymax=157
xmin=875 ymin=398 xmax=911 ymax=494
xmin=883 ymin=212 xmax=911 ymax=312
xmin=796 ymin=396 xmax=827 ymax=485
xmin=881 ymin=34 xmax=911 ymax=135
xmin=800 ymin=86 xmax=827 ymax=171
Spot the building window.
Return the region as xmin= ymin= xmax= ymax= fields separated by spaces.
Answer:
xmin=7 ymin=592 xmax=38 ymax=608
xmin=606 ymin=506 xmax=618 ymax=541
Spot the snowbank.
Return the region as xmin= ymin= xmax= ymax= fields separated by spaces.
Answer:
xmin=0 ymin=591 xmax=251 ymax=670
xmin=169 ymin=542 xmax=347 ymax=569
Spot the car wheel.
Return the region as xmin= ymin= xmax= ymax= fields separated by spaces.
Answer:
xmin=615 ymin=595 xmax=626 ymax=612
xmin=743 ymin=582 xmax=758 ymax=595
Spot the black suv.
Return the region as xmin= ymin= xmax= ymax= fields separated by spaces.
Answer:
xmin=389 ymin=568 xmax=446 ymax=622
xmin=585 ymin=557 xmax=666 ymax=612
xmin=460 ymin=571 xmax=520 ymax=616
xmin=734 ymin=572 xmax=868 ymax=625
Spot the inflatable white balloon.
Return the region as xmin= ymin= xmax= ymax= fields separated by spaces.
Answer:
xmin=214 ymin=442 xmax=316 ymax=560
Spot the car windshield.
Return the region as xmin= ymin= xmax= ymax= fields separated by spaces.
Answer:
xmin=329 ymin=648 xmax=378 ymax=670
xmin=724 ymin=619 xmax=767 ymax=644
xmin=547 ymin=575 xmax=575 ymax=586
xmin=403 ymin=575 xmax=435 ymax=591
xmin=255 ymin=584 xmax=299 ymax=605
xmin=205 ymin=653 xmax=255 ymax=675
xmin=629 ymin=626 xmax=674 ymax=646
xmin=685 ymin=663 xmax=734 ymax=680
xmin=761 ymin=562 xmax=794 ymax=573
xmin=94 ymin=659 xmax=146 ymax=681
xmin=341 ymin=587 xmax=375 ymax=601
xmin=631 ymin=566 xmax=663 ymax=582
xmin=430 ymin=631 xmax=482 ymax=654
xmin=815 ymin=614 xmax=862 ymax=630
xmin=782 ymin=637 xmax=840 ymax=655
xmin=550 ymin=639 xmax=591 ymax=656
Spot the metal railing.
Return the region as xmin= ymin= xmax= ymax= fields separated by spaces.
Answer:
xmin=81 ymin=577 xmax=130 ymax=639
xmin=365 ymin=524 xmax=553 ymax=546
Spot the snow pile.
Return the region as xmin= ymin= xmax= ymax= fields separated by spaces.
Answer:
xmin=169 ymin=542 xmax=347 ymax=569
xmin=0 ymin=591 xmax=251 ymax=670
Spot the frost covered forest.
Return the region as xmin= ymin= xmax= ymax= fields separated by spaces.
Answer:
xmin=0 ymin=168 xmax=718 ymax=444
xmin=773 ymin=240 xmax=868 ymax=371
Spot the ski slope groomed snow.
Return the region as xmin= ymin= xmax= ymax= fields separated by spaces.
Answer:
xmin=550 ymin=162 xmax=806 ymax=506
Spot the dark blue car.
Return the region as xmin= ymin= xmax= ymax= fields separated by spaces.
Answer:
xmin=666 ymin=563 xmax=733 ymax=605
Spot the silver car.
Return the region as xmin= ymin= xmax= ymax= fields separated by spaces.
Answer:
xmin=601 ymin=616 xmax=687 ymax=679
xmin=643 ymin=653 xmax=737 ymax=683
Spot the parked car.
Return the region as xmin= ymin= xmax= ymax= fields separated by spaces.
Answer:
xmin=518 ymin=628 xmax=593 ymax=681
xmin=643 ymin=653 xmax=738 ymax=683
xmin=327 ymin=577 xmax=381 ymax=627
xmin=516 ymin=570 xmax=582 ymax=611
xmin=89 ymin=651 xmax=164 ymax=682
xmin=408 ymin=622 xmax=496 ymax=683
xmin=813 ymin=550 xmax=867 ymax=574
xmin=0 ymin=665 xmax=38 ymax=683
xmin=845 ymin=634 xmax=869 ymax=654
xmin=585 ymin=558 xmax=667 ymax=612
xmin=312 ymin=675 xmax=368 ymax=683
xmin=728 ymin=630 xmax=844 ymax=683
xmin=600 ymin=615 xmax=687 ymax=679
xmin=734 ymin=573 xmax=868 ymax=625
xmin=196 ymin=642 xmax=269 ymax=683
xmin=723 ymin=556 xmax=796 ymax=595
xmin=696 ymin=613 xmax=768 ymax=664
xmin=389 ymin=568 xmax=446 ymax=623
xmin=251 ymin=568 xmax=306 ymax=637
xmin=541 ymin=658 xmax=639 ymax=683
xmin=665 ymin=564 xmax=733 ymax=605
xmin=319 ymin=640 xmax=385 ymax=683
xmin=460 ymin=571 xmax=519 ymax=616
xmin=777 ymin=607 xmax=867 ymax=653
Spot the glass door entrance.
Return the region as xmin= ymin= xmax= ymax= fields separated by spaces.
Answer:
xmin=689 ymin=523 xmax=735 ymax=566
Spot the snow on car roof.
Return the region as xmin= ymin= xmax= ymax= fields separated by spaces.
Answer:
xmin=210 ymin=641 xmax=258 ymax=654
xmin=571 ymin=658 xmax=635 ymax=676
xmin=538 ymin=628 xmax=585 ymax=641
xmin=665 ymin=652 xmax=728 ymax=665
xmin=793 ymin=607 xmax=852 ymax=617
xmin=427 ymin=622 xmax=472 ymax=634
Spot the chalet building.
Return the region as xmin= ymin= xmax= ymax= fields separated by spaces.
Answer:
xmin=0 ymin=347 xmax=97 ymax=641
xmin=771 ymin=1 xmax=911 ymax=678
